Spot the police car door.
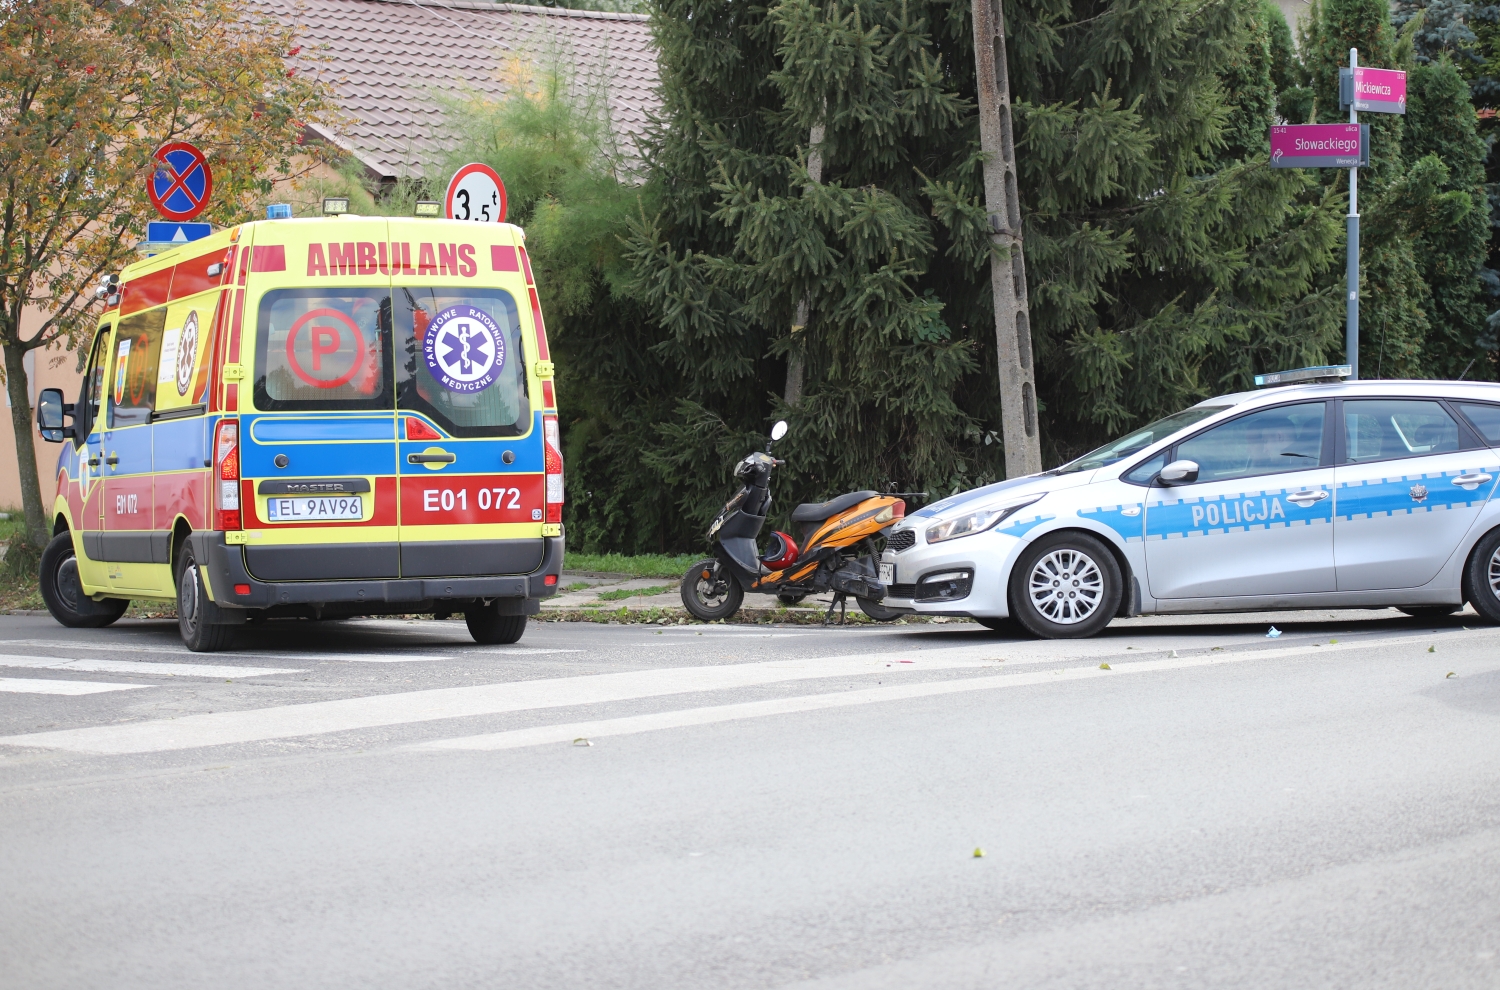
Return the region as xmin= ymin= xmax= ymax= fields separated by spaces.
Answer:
xmin=1333 ymin=398 xmax=1497 ymax=591
xmin=1144 ymin=402 xmax=1335 ymax=598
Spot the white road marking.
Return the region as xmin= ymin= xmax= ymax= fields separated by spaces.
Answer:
xmin=415 ymin=633 xmax=1491 ymax=750
xmin=0 ymin=639 xmax=579 ymax=663
xmin=0 ymin=630 xmax=1475 ymax=755
xmin=0 ymin=655 xmax=301 ymax=679
xmin=0 ymin=650 xmax=1016 ymax=755
xmin=0 ymin=678 xmax=152 ymax=696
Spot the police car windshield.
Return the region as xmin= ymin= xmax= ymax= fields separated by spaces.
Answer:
xmin=1051 ymin=406 xmax=1229 ymax=474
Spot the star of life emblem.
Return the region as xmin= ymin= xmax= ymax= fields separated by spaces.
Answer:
xmin=422 ymin=305 xmax=504 ymax=393
xmin=177 ymin=310 xmax=198 ymax=396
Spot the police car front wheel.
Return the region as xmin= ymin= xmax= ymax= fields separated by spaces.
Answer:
xmin=1463 ymin=527 xmax=1500 ymax=625
xmin=1008 ymin=532 xmax=1122 ymax=639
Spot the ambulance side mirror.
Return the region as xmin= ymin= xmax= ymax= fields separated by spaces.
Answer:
xmin=36 ymin=388 xmax=73 ymax=443
xmin=1157 ymin=459 xmax=1199 ymax=487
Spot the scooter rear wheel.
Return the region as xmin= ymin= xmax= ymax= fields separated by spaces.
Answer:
xmin=681 ymin=559 xmax=744 ymax=621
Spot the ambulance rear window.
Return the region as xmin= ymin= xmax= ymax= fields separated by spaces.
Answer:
xmin=253 ymin=289 xmax=392 ymax=411
xmin=393 ymin=286 xmax=529 ymax=437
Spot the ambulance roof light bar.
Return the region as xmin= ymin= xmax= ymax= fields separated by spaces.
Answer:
xmin=266 ymin=204 xmax=293 ymax=219
xmin=1253 ymin=365 xmax=1353 ymax=387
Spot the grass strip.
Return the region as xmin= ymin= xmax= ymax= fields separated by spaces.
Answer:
xmin=595 ymin=585 xmax=673 ymax=601
xmin=564 ymin=552 xmax=700 ymax=579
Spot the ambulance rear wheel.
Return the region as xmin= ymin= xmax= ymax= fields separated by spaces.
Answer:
xmin=39 ymin=533 xmax=128 ymax=628
xmin=466 ymin=606 xmax=527 ymax=645
xmin=175 ymin=542 xmax=236 ymax=652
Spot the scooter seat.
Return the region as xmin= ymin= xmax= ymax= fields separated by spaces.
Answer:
xmin=790 ymin=491 xmax=880 ymax=524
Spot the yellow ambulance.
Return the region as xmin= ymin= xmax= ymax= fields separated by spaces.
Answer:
xmin=35 ymin=212 xmax=564 ymax=650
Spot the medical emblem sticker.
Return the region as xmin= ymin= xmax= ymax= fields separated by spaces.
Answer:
xmin=176 ymin=311 xmax=198 ymax=396
xmin=423 ymin=306 xmax=504 ymax=393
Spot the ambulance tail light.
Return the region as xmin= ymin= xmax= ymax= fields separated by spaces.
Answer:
xmin=214 ymin=419 xmax=241 ymax=531
xmin=543 ymin=413 xmax=564 ymax=524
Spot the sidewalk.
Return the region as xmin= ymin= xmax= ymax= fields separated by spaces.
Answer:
xmin=538 ymin=571 xmax=970 ymax=625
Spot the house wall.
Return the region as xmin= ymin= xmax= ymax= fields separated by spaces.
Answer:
xmin=0 ymin=306 xmax=91 ymax=515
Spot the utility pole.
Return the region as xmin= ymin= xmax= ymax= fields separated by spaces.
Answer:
xmin=784 ymin=121 xmax=825 ymax=406
xmin=1345 ymin=47 xmax=1360 ymax=380
xmin=971 ymin=0 xmax=1042 ymax=476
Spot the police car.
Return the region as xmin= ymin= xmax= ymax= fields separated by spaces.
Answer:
xmin=880 ymin=370 xmax=1500 ymax=637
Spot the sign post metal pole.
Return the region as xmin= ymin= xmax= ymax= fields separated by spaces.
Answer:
xmin=1346 ymin=48 xmax=1360 ymax=380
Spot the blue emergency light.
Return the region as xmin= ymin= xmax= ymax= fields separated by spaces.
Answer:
xmin=1253 ymin=365 xmax=1353 ymax=387
xmin=266 ymin=204 xmax=293 ymax=219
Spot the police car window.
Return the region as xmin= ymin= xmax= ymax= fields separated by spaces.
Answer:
xmin=1456 ymin=403 xmax=1500 ymax=445
xmin=78 ymin=328 xmax=112 ymax=440
xmin=1175 ymin=403 xmax=1325 ymax=482
xmin=253 ymin=288 xmax=392 ymax=411
xmin=1123 ymin=452 xmax=1166 ymax=485
xmin=1344 ymin=399 xmax=1460 ymax=462
xmin=1053 ymin=406 xmax=1227 ymax=474
xmin=393 ymin=287 xmax=529 ymax=438
xmin=107 ymin=308 xmax=167 ymax=428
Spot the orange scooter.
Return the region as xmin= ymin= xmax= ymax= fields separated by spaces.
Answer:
xmin=680 ymin=421 xmax=917 ymax=622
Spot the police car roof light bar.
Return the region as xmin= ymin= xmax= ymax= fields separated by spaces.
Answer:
xmin=1253 ymin=365 xmax=1353 ymax=387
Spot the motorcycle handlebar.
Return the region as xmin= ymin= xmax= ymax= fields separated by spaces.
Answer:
xmin=773 ymin=459 xmax=786 ymax=467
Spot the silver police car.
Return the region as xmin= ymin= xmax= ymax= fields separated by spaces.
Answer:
xmin=880 ymin=375 xmax=1500 ymax=637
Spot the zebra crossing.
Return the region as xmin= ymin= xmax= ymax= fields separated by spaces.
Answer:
xmin=0 ymin=619 xmax=1485 ymax=760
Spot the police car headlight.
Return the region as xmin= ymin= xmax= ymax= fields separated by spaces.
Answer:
xmin=925 ymin=494 xmax=1044 ymax=544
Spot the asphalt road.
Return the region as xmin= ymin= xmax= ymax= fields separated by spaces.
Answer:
xmin=1 ymin=607 xmax=1498 ymax=989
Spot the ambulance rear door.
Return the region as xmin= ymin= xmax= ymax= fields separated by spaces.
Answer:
xmin=388 ymin=221 xmax=545 ymax=577
xmin=239 ymin=219 xmax=401 ymax=583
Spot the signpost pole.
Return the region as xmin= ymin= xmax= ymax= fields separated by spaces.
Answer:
xmin=1346 ymin=48 xmax=1360 ymax=380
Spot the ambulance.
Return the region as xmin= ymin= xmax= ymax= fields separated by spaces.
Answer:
xmin=35 ymin=212 xmax=565 ymax=650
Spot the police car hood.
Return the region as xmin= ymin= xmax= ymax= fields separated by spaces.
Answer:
xmin=908 ymin=470 xmax=1098 ymax=522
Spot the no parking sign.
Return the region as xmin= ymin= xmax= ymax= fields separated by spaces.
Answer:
xmin=148 ymin=142 xmax=213 ymax=222
xmin=444 ymin=163 xmax=507 ymax=223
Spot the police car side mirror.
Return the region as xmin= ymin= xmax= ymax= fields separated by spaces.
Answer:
xmin=1157 ymin=459 xmax=1200 ymax=487
xmin=36 ymin=388 xmax=73 ymax=443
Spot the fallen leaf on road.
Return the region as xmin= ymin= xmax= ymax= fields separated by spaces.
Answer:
xmin=1429 ymin=645 xmax=1436 ymax=653
xmin=574 ymin=738 xmax=592 ymax=747
xmin=1099 ymin=662 xmax=1111 ymax=670
xmin=973 ymin=848 xmax=985 ymax=858
xmin=1446 ymin=671 xmax=1458 ymax=678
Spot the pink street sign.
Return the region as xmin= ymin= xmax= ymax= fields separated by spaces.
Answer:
xmin=1352 ymin=67 xmax=1406 ymax=114
xmin=1270 ymin=124 xmax=1365 ymax=168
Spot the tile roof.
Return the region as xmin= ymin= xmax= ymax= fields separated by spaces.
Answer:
xmin=251 ymin=0 xmax=660 ymax=180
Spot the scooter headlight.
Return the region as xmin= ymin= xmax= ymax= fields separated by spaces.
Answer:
xmin=924 ymin=494 xmax=1044 ymax=544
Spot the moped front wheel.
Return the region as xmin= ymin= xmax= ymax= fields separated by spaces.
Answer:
xmin=681 ymin=558 xmax=744 ymax=621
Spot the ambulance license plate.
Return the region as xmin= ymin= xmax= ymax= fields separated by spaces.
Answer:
xmin=879 ymin=562 xmax=894 ymax=585
xmin=266 ymin=495 xmax=363 ymax=522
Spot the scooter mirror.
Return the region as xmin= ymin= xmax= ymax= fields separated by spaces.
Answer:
xmin=770 ymin=420 xmax=788 ymax=442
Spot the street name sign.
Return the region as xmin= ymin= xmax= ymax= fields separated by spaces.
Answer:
xmin=1341 ymin=67 xmax=1407 ymax=114
xmin=1269 ymin=124 xmax=1369 ymax=168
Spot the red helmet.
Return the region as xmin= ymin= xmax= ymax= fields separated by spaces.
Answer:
xmin=760 ymin=530 xmax=800 ymax=569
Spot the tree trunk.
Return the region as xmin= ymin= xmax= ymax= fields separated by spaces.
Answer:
xmin=784 ymin=121 xmax=826 ymax=407
xmin=3 ymin=340 xmax=49 ymax=548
